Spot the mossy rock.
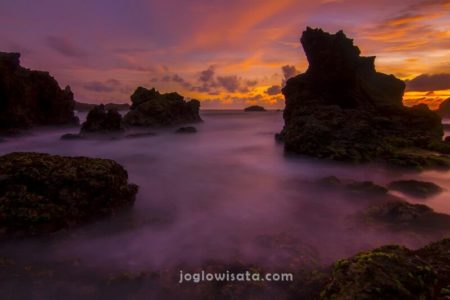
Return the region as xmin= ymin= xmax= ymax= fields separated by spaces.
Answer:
xmin=0 ymin=152 xmax=138 ymax=237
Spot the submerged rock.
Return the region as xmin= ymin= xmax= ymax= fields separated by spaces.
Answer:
xmin=317 ymin=176 xmax=388 ymax=196
xmin=244 ymin=105 xmax=266 ymax=112
xmin=81 ymin=104 xmax=124 ymax=133
xmin=279 ymin=28 xmax=450 ymax=168
xmin=320 ymin=238 xmax=450 ymax=300
xmin=0 ymin=52 xmax=78 ymax=131
xmin=0 ymin=152 xmax=138 ymax=237
xmin=124 ymin=131 xmax=156 ymax=139
xmin=60 ymin=133 xmax=84 ymax=140
xmin=175 ymin=126 xmax=197 ymax=134
xmin=361 ymin=200 xmax=450 ymax=233
xmin=123 ymin=87 xmax=201 ymax=127
xmin=389 ymin=180 xmax=443 ymax=199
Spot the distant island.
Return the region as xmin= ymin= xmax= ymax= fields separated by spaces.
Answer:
xmin=244 ymin=105 xmax=266 ymax=112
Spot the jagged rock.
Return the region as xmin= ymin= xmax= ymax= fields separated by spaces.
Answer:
xmin=75 ymin=101 xmax=130 ymax=112
xmin=244 ymin=105 xmax=266 ymax=112
xmin=175 ymin=126 xmax=197 ymax=134
xmin=0 ymin=152 xmax=138 ymax=237
xmin=437 ymin=98 xmax=450 ymax=118
xmin=0 ymin=52 xmax=78 ymax=131
xmin=320 ymin=238 xmax=450 ymax=300
xmin=389 ymin=180 xmax=443 ymax=199
xmin=123 ymin=87 xmax=201 ymax=127
xmin=81 ymin=105 xmax=124 ymax=133
xmin=279 ymin=28 xmax=449 ymax=168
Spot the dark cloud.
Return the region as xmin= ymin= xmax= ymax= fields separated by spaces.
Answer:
xmin=281 ymin=65 xmax=299 ymax=86
xmin=405 ymin=73 xmax=450 ymax=91
xmin=266 ymin=85 xmax=282 ymax=95
xmin=199 ymin=66 xmax=215 ymax=83
xmin=46 ymin=36 xmax=86 ymax=58
xmin=217 ymin=76 xmax=242 ymax=93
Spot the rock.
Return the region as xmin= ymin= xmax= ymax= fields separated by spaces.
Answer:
xmin=389 ymin=180 xmax=443 ymax=198
xmin=81 ymin=105 xmax=124 ymax=133
xmin=244 ymin=105 xmax=266 ymax=112
xmin=0 ymin=52 xmax=79 ymax=130
xmin=0 ymin=152 xmax=138 ymax=237
xmin=60 ymin=133 xmax=84 ymax=140
xmin=437 ymin=98 xmax=450 ymax=118
xmin=320 ymin=238 xmax=450 ymax=300
xmin=361 ymin=200 xmax=450 ymax=233
xmin=175 ymin=126 xmax=197 ymax=134
xmin=75 ymin=101 xmax=130 ymax=112
xmin=125 ymin=131 xmax=156 ymax=139
xmin=279 ymin=28 xmax=449 ymax=168
xmin=123 ymin=87 xmax=201 ymax=127
xmin=316 ymin=176 xmax=388 ymax=196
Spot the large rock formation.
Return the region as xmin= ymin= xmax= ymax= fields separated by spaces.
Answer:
xmin=0 ymin=152 xmax=138 ymax=237
xmin=75 ymin=101 xmax=130 ymax=112
xmin=437 ymin=97 xmax=450 ymax=118
xmin=279 ymin=28 xmax=450 ymax=168
xmin=0 ymin=52 xmax=78 ymax=130
xmin=81 ymin=104 xmax=124 ymax=133
xmin=123 ymin=87 xmax=201 ymax=127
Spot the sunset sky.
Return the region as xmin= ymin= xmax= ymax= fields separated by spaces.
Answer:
xmin=0 ymin=0 xmax=449 ymax=109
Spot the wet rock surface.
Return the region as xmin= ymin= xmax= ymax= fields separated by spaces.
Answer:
xmin=0 ymin=152 xmax=138 ymax=237
xmin=279 ymin=28 xmax=450 ymax=169
xmin=318 ymin=238 xmax=450 ymax=300
xmin=123 ymin=87 xmax=201 ymax=127
xmin=0 ymin=52 xmax=78 ymax=131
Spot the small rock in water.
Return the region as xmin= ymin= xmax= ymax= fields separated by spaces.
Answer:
xmin=388 ymin=180 xmax=443 ymax=199
xmin=175 ymin=126 xmax=197 ymax=134
xmin=60 ymin=133 xmax=83 ymax=140
xmin=125 ymin=132 xmax=156 ymax=139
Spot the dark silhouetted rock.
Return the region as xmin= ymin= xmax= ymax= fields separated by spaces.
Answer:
xmin=244 ymin=105 xmax=266 ymax=112
xmin=81 ymin=104 xmax=124 ymax=133
xmin=0 ymin=152 xmax=138 ymax=237
xmin=389 ymin=180 xmax=443 ymax=198
xmin=125 ymin=131 xmax=156 ymax=139
xmin=123 ymin=87 xmax=201 ymax=127
xmin=175 ymin=126 xmax=197 ymax=134
xmin=437 ymin=97 xmax=450 ymax=118
xmin=75 ymin=101 xmax=130 ymax=112
xmin=279 ymin=28 xmax=450 ymax=168
xmin=0 ymin=52 xmax=79 ymax=131
xmin=320 ymin=238 xmax=450 ymax=300
xmin=60 ymin=133 xmax=84 ymax=140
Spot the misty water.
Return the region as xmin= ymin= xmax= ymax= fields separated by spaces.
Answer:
xmin=0 ymin=111 xmax=450 ymax=280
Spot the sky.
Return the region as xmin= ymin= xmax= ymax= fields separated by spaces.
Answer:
xmin=0 ymin=0 xmax=449 ymax=109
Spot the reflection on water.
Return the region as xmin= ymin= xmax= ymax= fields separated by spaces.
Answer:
xmin=0 ymin=110 xmax=449 ymax=272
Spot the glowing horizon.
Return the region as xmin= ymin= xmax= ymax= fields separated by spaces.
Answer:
xmin=0 ymin=0 xmax=449 ymax=109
